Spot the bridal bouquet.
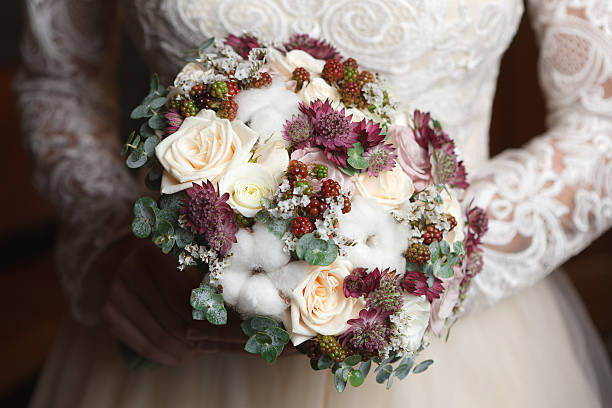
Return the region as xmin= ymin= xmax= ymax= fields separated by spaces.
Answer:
xmin=121 ymin=34 xmax=488 ymax=391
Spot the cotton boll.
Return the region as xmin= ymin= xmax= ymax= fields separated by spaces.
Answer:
xmin=235 ymin=77 xmax=300 ymax=143
xmin=236 ymin=274 xmax=288 ymax=319
xmin=250 ymin=224 xmax=291 ymax=271
xmin=338 ymin=196 xmax=409 ymax=274
xmin=218 ymin=265 xmax=251 ymax=306
xmin=266 ymin=260 xmax=310 ymax=296
xmin=230 ymin=229 xmax=256 ymax=269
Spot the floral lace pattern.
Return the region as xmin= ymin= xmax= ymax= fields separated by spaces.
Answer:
xmin=15 ymin=0 xmax=611 ymax=322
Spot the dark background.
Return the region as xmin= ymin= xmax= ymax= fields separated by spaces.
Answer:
xmin=1 ymin=3 xmax=610 ymax=407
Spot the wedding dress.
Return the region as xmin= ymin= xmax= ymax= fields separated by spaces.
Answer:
xmin=16 ymin=0 xmax=612 ymax=406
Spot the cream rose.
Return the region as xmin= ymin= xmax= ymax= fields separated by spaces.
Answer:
xmin=354 ymin=165 xmax=415 ymax=210
xmin=155 ymin=109 xmax=258 ymax=194
xmin=298 ymin=78 xmax=342 ymax=107
xmin=253 ymin=139 xmax=290 ymax=180
xmin=267 ymin=48 xmax=324 ymax=79
xmin=283 ymin=258 xmax=366 ymax=345
xmin=441 ymin=189 xmax=465 ymax=245
xmin=219 ymin=163 xmax=277 ymax=217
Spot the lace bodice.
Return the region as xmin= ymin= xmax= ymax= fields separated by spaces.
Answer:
xmin=16 ymin=0 xmax=612 ymax=323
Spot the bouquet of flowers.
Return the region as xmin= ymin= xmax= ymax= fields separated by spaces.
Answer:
xmin=121 ymin=33 xmax=488 ymax=391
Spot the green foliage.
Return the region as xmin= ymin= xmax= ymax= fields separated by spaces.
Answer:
xmin=296 ymin=233 xmax=338 ymax=266
xmin=347 ymin=142 xmax=369 ymax=170
xmin=413 ymin=359 xmax=434 ymax=374
xmin=427 ymin=239 xmax=464 ymax=279
xmin=190 ymin=285 xmax=227 ymax=325
xmin=185 ymin=37 xmax=216 ymax=62
xmin=268 ymin=218 xmax=289 ymax=239
xmin=241 ymin=316 xmax=290 ymax=364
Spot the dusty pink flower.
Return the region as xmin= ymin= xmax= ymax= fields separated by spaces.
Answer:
xmin=283 ymin=34 xmax=342 ymax=61
xmin=225 ymin=34 xmax=261 ymax=59
xmin=387 ymin=124 xmax=431 ymax=190
xmin=164 ymin=109 xmax=183 ymax=136
xmin=401 ymin=271 xmax=444 ymax=303
xmin=429 ymin=265 xmax=464 ymax=335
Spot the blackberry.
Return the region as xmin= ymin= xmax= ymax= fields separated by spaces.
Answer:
xmin=226 ymin=81 xmax=240 ymax=97
xmin=216 ymin=99 xmax=238 ymax=121
xmin=306 ymin=196 xmax=327 ymax=218
xmin=210 ymin=80 xmax=229 ymax=99
xmin=288 ymin=160 xmax=308 ymax=179
xmin=312 ymin=164 xmax=328 ymax=179
xmin=195 ymin=95 xmax=220 ymax=110
xmin=181 ymin=100 xmax=199 ymax=117
xmin=189 ymin=83 xmax=207 ymax=99
xmin=422 ymin=225 xmax=443 ymax=245
xmin=358 ymin=71 xmax=375 ymax=87
xmin=342 ymin=195 xmax=351 ymax=214
xmin=340 ymin=81 xmax=361 ymax=106
xmin=317 ymin=335 xmax=346 ymax=363
xmin=322 ymin=59 xmax=344 ymax=82
xmin=343 ymin=67 xmax=358 ymax=83
xmin=321 ymin=179 xmax=341 ymax=198
xmin=406 ymin=243 xmax=430 ymax=264
xmin=250 ymin=72 xmax=272 ymax=88
xmin=290 ymin=217 xmax=313 ymax=237
xmin=292 ymin=67 xmax=311 ymax=91
xmin=343 ymin=57 xmax=359 ymax=71
xmin=447 ymin=214 xmax=458 ymax=230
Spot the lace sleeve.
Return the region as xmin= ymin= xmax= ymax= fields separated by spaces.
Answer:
xmin=15 ymin=0 xmax=139 ymax=324
xmin=463 ymin=0 xmax=612 ymax=311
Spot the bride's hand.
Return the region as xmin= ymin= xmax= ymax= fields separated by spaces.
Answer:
xmin=98 ymin=237 xmax=246 ymax=365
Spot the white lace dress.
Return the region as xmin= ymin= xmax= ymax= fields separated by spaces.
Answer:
xmin=16 ymin=0 xmax=612 ymax=406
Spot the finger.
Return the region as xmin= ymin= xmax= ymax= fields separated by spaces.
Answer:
xmin=110 ymin=278 xmax=200 ymax=364
xmin=103 ymin=302 xmax=179 ymax=366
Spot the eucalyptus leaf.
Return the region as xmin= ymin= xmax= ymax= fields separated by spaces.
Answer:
xmin=175 ymin=227 xmax=194 ymax=248
xmin=143 ymin=135 xmax=161 ymax=157
xmin=386 ymin=374 xmax=394 ymax=390
xmin=394 ymin=357 xmax=415 ymax=380
xmin=359 ymin=360 xmax=372 ymax=378
xmin=145 ymin=169 xmax=162 ymax=191
xmin=133 ymin=197 xmax=157 ymax=226
xmin=268 ymin=218 xmax=288 ymax=239
xmin=149 ymin=74 xmax=160 ymax=93
xmin=260 ymin=344 xmax=279 ymax=364
xmin=447 ymin=252 xmax=460 ymax=266
xmin=131 ymin=217 xmax=151 ymax=238
xmin=149 ymin=97 xmax=168 ymax=110
xmin=254 ymin=210 xmax=271 ymax=224
xmin=244 ymin=335 xmax=262 ymax=354
xmin=199 ymin=37 xmax=215 ymax=52
xmin=338 ymin=166 xmax=360 ymax=177
xmin=453 ymin=241 xmax=465 ymax=255
xmin=192 ymin=309 xmax=205 ymax=321
xmin=140 ymin=122 xmax=156 ymax=138
xmin=190 ymin=285 xmax=217 ymax=311
xmin=439 ymin=240 xmax=450 ymax=255
xmin=205 ymin=304 xmax=227 ymax=325
xmin=413 ymin=360 xmax=434 ymax=374
xmin=375 ymin=364 xmax=393 ymax=384
xmin=438 ymin=263 xmax=454 ymax=279
xmin=347 ymin=142 xmax=368 ymax=170
xmin=266 ymin=327 xmax=289 ymax=346
xmin=334 ymin=367 xmax=349 ymax=392
xmin=429 ymin=241 xmax=440 ymax=259
xmin=349 ymin=369 xmax=365 ymax=387
xmin=251 ymin=316 xmax=278 ymax=332
xmin=130 ymin=104 xmax=150 ymax=119
xmin=148 ymin=114 xmax=167 ymax=130
xmin=241 ymin=320 xmax=258 ymax=337
xmin=343 ymin=355 xmax=361 ymax=367
xmin=317 ymin=354 xmax=333 ymax=370
xmin=126 ymin=147 xmax=148 ymax=169
xmin=159 ymin=192 xmax=185 ymax=219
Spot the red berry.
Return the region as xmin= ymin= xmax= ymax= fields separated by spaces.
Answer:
xmin=342 ymin=195 xmax=351 ymax=214
xmin=288 ymin=160 xmax=308 ymax=179
xmin=216 ymin=99 xmax=238 ymax=121
xmin=340 ymin=81 xmax=361 ymax=106
xmin=343 ymin=57 xmax=359 ymax=71
xmin=250 ymin=72 xmax=272 ymax=88
xmin=447 ymin=214 xmax=458 ymax=230
xmin=226 ymin=81 xmax=240 ymax=97
xmin=306 ymin=196 xmax=328 ymax=219
xmin=321 ymin=179 xmax=341 ymax=198
xmin=291 ymin=217 xmax=313 ymax=237
xmin=422 ymin=225 xmax=443 ymax=245
xmin=292 ymin=67 xmax=311 ymax=91
xmin=189 ymin=83 xmax=207 ymax=99
xmin=322 ymin=59 xmax=344 ymax=82
xmin=358 ymin=71 xmax=375 ymax=87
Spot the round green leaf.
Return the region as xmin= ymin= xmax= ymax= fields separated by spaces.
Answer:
xmin=149 ymin=97 xmax=168 ymax=110
xmin=130 ymin=104 xmax=150 ymax=119
xmin=260 ymin=344 xmax=279 ymax=364
xmin=143 ymin=135 xmax=161 ymax=157
xmin=206 ymin=304 xmax=227 ymax=325
xmin=241 ymin=320 xmax=257 ymax=337
xmin=343 ymin=355 xmax=362 ymax=367
xmin=190 ymin=286 xmax=214 ymax=311
xmin=413 ymin=359 xmax=434 ymax=374
xmin=447 ymin=252 xmax=460 ymax=266
xmin=349 ymin=369 xmax=365 ymax=387
xmin=437 ymin=263 xmax=454 ymax=279
xmin=266 ymin=327 xmax=289 ymax=346
xmin=453 ymin=241 xmax=465 ymax=255
xmin=439 ymin=240 xmax=450 ymax=255
xmin=317 ymin=354 xmax=333 ymax=370
xmin=126 ymin=147 xmax=148 ymax=169
xmin=149 ymin=114 xmax=167 ymax=130
xmin=244 ymin=335 xmax=262 ymax=354
xmin=139 ymin=122 xmax=155 ymax=138
xmin=175 ymin=227 xmax=194 ymax=248
xmin=192 ymin=309 xmax=205 ymax=321
xmin=131 ymin=217 xmax=151 ymax=238
xmin=375 ymin=364 xmax=393 ymax=384
xmin=251 ymin=316 xmax=278 ymax=331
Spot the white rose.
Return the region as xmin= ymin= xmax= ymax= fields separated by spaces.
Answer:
xmin=283 ymin=258 xmax=366 ymax=345
xmin=267 ymin=49 xmax=324 ymax=79
xmin=219 ymin=163 xmax=277 ymax=217
xmin=442 ymin=189 xmax=465 ymax=245
xmin=253 ymin=139 xmax=290 ymax=180
xmin=298 ymin=78 xmax=342 ymax=107
xmin=155 ymin=109 xmax=258 ymax=194
xmin=354 ymin=165 xmax=415 ymax=210
xmin=389 ymin=295 xmax=431 ymax=353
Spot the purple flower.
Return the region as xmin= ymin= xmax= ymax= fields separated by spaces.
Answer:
xmin=354 ymin=119 xmax=385 ymax=150
xmin=283 ymin=34 xmax=342 ymax=61
xmin=180 ymin=181 xmax=238 ymax=256
xmin=366 ymin=276 xmax=403 ymax=313
xmin=283 ymin=114 xmax=312 ymax=149
xmin=339 ymin=308 xmax=392 ymax=354
xmin=362 ymin=268 xmax=383 ymax=294
xmin=225 ymin=34 xmax=261 ymax=59
xmin=164 ymin=109 xmax=183 ymax=136
xmin=363 ymin=144 xmax=397 ymax=177
xmin=343 ymin=267 xmax=368 ymax=298
xmin=402 ymin=271 xmax=445 ymax=303
xmin=467 ymin=205 xmax=489 ymax=239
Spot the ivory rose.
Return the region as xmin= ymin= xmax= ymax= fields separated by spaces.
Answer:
xmin=298 ymin=78 xmax=342 ymax=107
xmin=267 ymin=48 xmax=324 ymax=79
xmin=387 ymin=124 xmax=431 ymax=190
xmin=218 ymin=163 xmax=277 ymax=217
xmin=155 ymin=109 xmax=258 ymax=194
xmin=354 ymin=165 xmax=415 ymax=210
xmin=283 ymin=258 xmax=366 ymax=345
xmin=253 ymin=139 xmax=290 ymax=180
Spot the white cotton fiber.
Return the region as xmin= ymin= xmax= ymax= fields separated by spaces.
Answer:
xmin=235 ymin=77 xmax=300 ymax=143
xmin=230 ymin=229 xmax=256 ymax=269
xmin=338 ymin=196 xmax=409 ymax=274
xmin=218 ymin=265 xmax=251 ymax=306
xmin=236 ymin=274 xmax=288 ymax=320
xmin=266 ymin=260 xmax=310 ymax=296
xmin=249 ymin=224 xmax=291 ymax=271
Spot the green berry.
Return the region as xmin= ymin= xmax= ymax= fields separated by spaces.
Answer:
xmin=236 ymin=214 xmax=254 ymax=227
xmin=181 ymin=100 xmax=199 ymax=117
xmin=313 ymin=164 xmax=328 ymax=179
xmin=210 ymin=80 xmax=229 ymax=99
xmin=294 ymin=180 xmax=313 ymax=196
xmin=343 ymin=67 xmax=358 ymax=82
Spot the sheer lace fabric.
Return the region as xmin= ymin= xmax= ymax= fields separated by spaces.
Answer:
xmin=464 ymin=0 xmax=612 ymax=311
xmin=15 ymin=0 xmax=611 ymax=324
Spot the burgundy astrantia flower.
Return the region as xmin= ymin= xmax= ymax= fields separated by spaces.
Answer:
xmin=225 ymin=34 xmax=261 ymax=59
xmin=283 ymin=114 xmax=312 ymax=149
xmin=164 ymin=109 xmax=183 ymax=136
xmin=466 ymin=204 xmax=489 ymax=239
xmin=343 ymin=267 xmax=368 ymax=298
xmin=339 ymin=308 xmax=392 ymax=354
xmin=363 ymin=143 xmax=397 ymax=177
xmin=299 ymin=100 xmax=358 ymax=167
xmin=366 ymin=275 xmax=403 ymax=313
xmin=180 ymin=181 xmax=238 ymax=257
xmin=402 ymin=271 xmax=445 ymax=303
xmin=354 ymin=119 xmax=385 ymax=150
xmin=362 ymin=267 xmax=384 ymax=294
xmin=283 ymin=33 xmax=342 ymax=61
